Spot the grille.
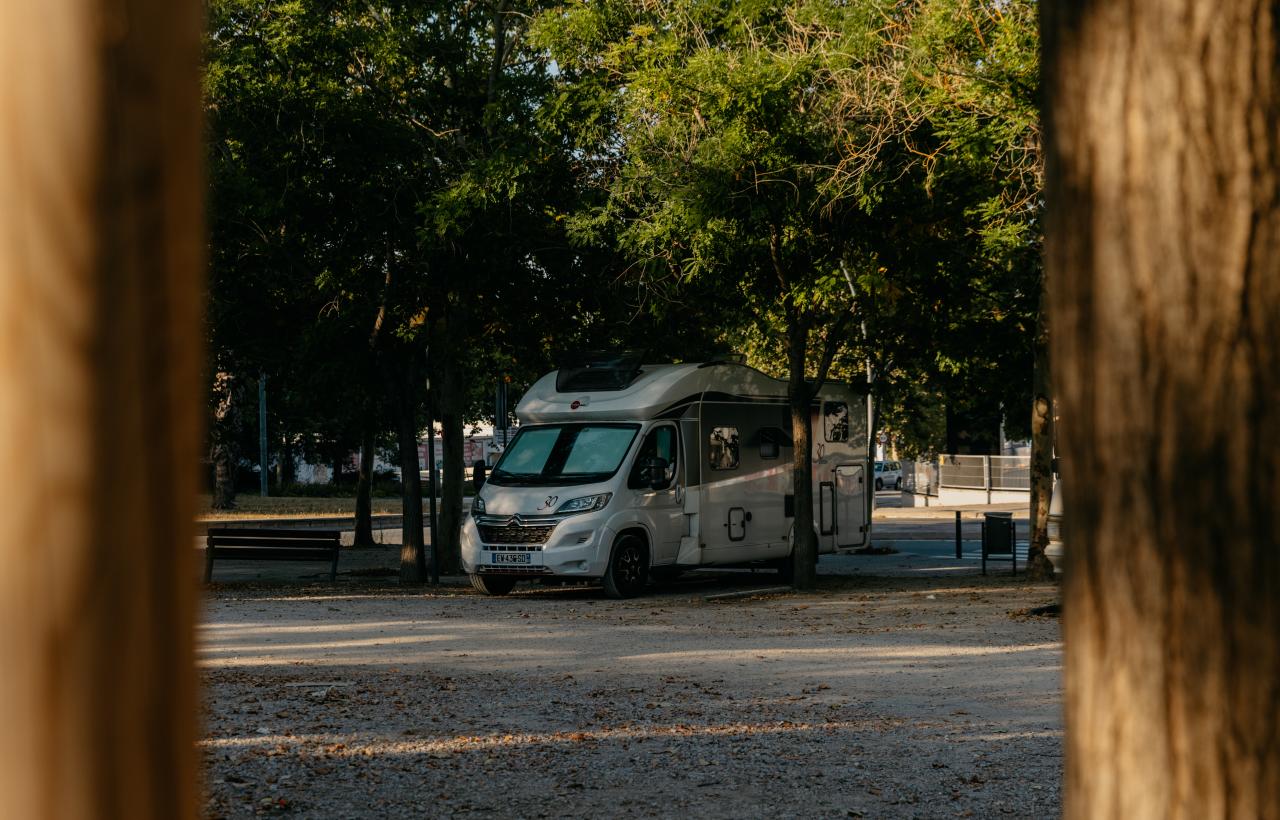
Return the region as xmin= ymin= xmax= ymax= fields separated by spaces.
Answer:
xmin=479 ymin=565 xmax=553 ymax=575
xmin=479 ymin=524 xmax=554 ymax=545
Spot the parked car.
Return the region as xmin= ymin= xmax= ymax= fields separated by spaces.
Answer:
xmin=874 ymin=460 xmax=902 ymax=491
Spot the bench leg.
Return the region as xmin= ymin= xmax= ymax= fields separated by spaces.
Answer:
xmin=204 ymin=545 xmax=214 ymax=583
xmin=330 ymin=546 xmax=339 ymax=583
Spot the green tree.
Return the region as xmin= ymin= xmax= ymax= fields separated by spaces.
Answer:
xmin=535 ymin=0 xmax=920 ymax=588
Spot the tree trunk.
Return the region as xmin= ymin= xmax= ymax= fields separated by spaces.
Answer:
xmin=353 ymin=425 xmax=376 ymax=547
xmin=438 ymin=404 xmax=466 ymax=576
xmin=209 ymin=370 xmax=239 ymax=510
xmin=1043 ymin=1 xmax=1280 ymax=816
xmin=427 ymin=315 xmax=468 ymax=576
xmin=276 ymin=433 xmax=293 ymax=489
xmin=786 ymin=313 xmax=818 ymax=590
xmin=0 ymin=0 xmax=203 ymax=814
xmin=392 ymin=368 xmax=427 ymax=584
xmin=1026 ymin=285 xmax=1055 ymax=580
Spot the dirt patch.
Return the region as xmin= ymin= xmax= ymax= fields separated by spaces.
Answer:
xmin=200 ymin=574 xmax=1062 ymax=818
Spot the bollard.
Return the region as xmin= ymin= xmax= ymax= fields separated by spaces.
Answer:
xmin=955 ymin=510 xmax=962 ymax=559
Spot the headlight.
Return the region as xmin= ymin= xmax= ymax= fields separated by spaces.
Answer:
xmin=471 ymin=495 xmax=486 ymax=517
xmin=556 ymin=493 xmax=612 ymax=514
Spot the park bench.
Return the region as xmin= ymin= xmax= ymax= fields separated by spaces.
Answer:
xmin=204 ymin=527 xmax=341 ymax=583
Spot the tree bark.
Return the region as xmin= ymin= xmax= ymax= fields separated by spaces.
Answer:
xmin=276 ymin=433 xmax=294 ymax=489
xmin=438 ymin=404 xmax=466 ymax=576
xmin=209 ymin=370 xmax=239 ymax=509
xmin=391 ymin=363 xmax=427 ymax=584
xmin=1043 ymin=1 xmax=1280 ymax=816
xmin=786 ymin=310 xmax=818 ymax=590
xmin=429 ymin=320 xmax=466 ymax=576
xmin=1026 ymin=285 xmax=1055 ymax=580
xmin=353 ymin=425 xmax=376 ymax=547
xmin=0 ymin=0 xmax=203 ymax=815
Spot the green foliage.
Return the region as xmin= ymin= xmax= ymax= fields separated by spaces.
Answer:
xmin=204 ymin=0 xmax=1043 ymax=465
xmin=534 ymin=0 xmax=907 ymax=385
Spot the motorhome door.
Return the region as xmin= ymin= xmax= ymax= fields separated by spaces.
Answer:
xmin=834 ymin=464 xmax=867 ymax=549
xmin=627 ymin=423 xmax=683 ymax=565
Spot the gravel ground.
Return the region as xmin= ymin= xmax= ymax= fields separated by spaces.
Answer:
xmin=200 ymin=574 xmax=1062 ymax=819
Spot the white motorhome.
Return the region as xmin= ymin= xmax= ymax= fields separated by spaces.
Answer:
xmin=460 ymin=355 xmax=871 ymax=597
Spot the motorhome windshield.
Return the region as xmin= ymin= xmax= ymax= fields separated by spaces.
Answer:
xmin=489 ymin=424 xmax=641 ymax=486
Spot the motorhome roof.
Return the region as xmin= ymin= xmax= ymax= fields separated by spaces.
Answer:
xmin=516 ymin=361 xmax=857 ymax=424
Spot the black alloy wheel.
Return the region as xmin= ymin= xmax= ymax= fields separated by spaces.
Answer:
xmin=470 ymin=573 xmax=518 ymax=596
xmin=603 ymin=534 xmax=648 ymax=599
xmin=875 ymin=478 xmax=884 ymax=490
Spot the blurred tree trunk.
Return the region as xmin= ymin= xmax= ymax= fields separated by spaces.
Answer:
xmin=1043 ymin=0 xmax=1280 ymax=816
xmin=1026 ymin=287 xmax=1055 ymax=579
xmin=0 ymin=0 xmax=203 ymax=816
xmin=353 ymin=426 xmax=376 ymax=547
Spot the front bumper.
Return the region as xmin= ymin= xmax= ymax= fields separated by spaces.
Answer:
xmin=461 ymin=515 xmax=614 ymax=578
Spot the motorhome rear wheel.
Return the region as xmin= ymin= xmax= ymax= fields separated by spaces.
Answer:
xmin=470 ymin=574 xmax=517 ymax=596
xmin=603 ymin=534 xmax=649 ymax=599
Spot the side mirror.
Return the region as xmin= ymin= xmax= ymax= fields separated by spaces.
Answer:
xmin=640 ymin=456 xmax=670 ymax=490
xmin=471 ymin=459 xmax=487 ymax=491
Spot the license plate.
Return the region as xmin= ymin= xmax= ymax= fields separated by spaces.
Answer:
xmin=491 ymin=552 xmax=531 ymax=565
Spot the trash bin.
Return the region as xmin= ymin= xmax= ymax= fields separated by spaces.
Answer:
xmin=982 ymin=511 xmax=1016 ymax=576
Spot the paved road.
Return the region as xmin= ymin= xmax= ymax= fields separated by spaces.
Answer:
xmin=201 ymin=490 xmax=1036 ymax=584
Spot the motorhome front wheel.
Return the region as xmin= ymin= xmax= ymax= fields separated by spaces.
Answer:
xmin=470 ymin=574 xmax=518 ymax=596
xmin=603 ymin=534 xmax=649 ymax=599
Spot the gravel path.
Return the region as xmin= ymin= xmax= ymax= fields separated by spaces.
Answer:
xmin=200 ymin=575 xmax=1063 ymax=819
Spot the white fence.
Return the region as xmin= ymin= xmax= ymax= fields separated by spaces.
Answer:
xmin=900 ymin=460 xmax=939 ymax=497
xmin=901 ymin=454 xmax=1030 ymax=506
xmin=988 ymin=455 xmax=1030 ymax=491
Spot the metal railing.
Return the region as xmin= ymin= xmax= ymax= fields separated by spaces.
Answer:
xmin=901 ymin=459 xmax=939 ymax=497
xmin=989 ymin=455 xmax=1031 ymax=490
xmin=901 ymin=454 xmax=1030 ymax=495
xmin=939 ymin=454 xmax=988 ymax=489
xmin=938 ymin=454 xmax=1031 ymax=491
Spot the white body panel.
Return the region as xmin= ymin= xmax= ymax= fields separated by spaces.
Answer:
xmin=461 ymin=362 xmax=870 ymax=580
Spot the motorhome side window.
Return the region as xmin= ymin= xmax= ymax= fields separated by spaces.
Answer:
xmin=708 ymin=427 xmax=739 ymax=470
xmin=628 ymin=425 xmax=678 ymax=490
xmin=759 ymin=428 xmax=780 ymax=459
xmin=824 ymin=402 xmax=850 ymax=442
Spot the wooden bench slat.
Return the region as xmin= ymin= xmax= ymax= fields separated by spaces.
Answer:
xmin=207 ymin=527 xmax=340 ymax=539
xmin=204 ymin=527 xmax=341 ymax=583
xmin=208 ymin=536 xmax=338 ymax=549
xmin=210 ymin=547 xmax=337 ymax=561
